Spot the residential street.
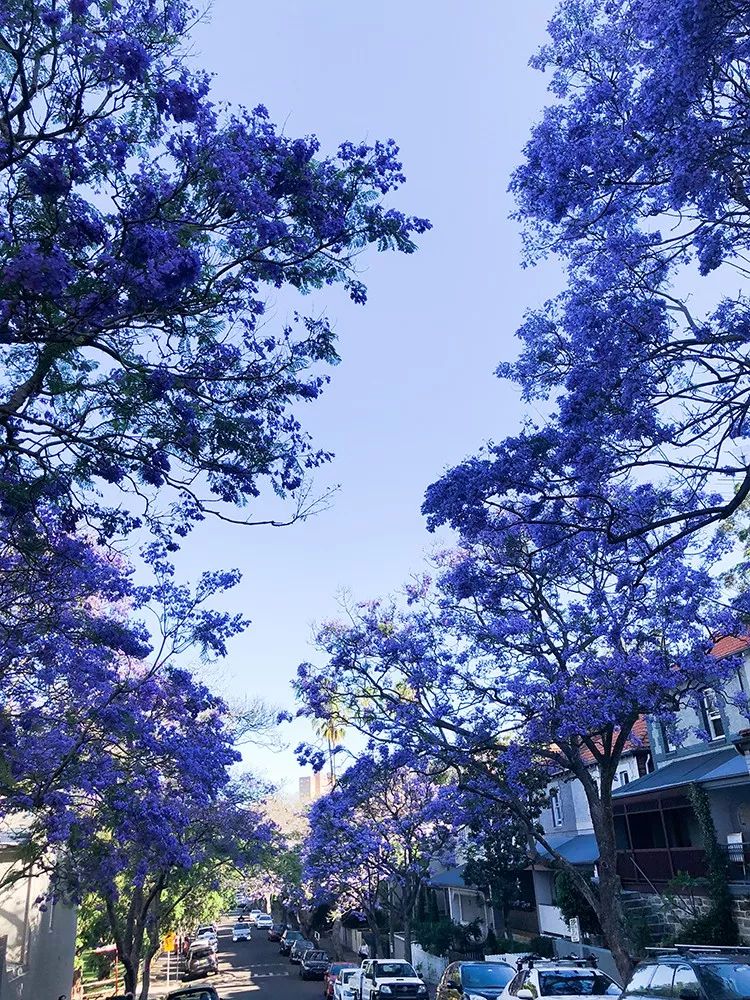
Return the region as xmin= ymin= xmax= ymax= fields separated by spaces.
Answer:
xmin=154 ymin=922 xmax=332 ymax=1000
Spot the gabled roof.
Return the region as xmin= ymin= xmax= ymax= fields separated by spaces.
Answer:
xmin=711 ymin=635 xmax=750 ymax=660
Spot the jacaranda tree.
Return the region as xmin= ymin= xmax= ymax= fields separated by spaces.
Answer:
xmin=0 ymin=0 xmax=428 ymax=547
xmin=54 ymin=664 xmax=273 ymax=999
xmin=0 ymin=6 xmax=427 ymax=987
xmin=424 ymin=0 xmax=750 ymax=554
xmin=296 ymin=524 xmax=747 ymax=978
xmin=302 ymin=753 xmax=456 ymax=962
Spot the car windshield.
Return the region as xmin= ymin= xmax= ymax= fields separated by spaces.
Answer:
xmin=235 ymin=923 xmax=249 ymax=930
xmin=539 ymin=973 xmax=620 ymax=996
xmin=697 ymin=962 xmax=750 ymax=1000
xmin=308 ymin=951 xmax=328 ymax=961
xmin=462 ymin=965 xmax=514 ymax=988
xmin=168 ymin=992 xmax=216 ymax=1000
xmin=196 ymin=927 xmax=214 ymax=935
xmin=375 ymin=962 xmax=417 ymax=978
xmin=191 ymin=948 xmax=212 ymax=958
xmin=286 ymin=931 xmax=303 ymax=939
xmin=341 ymin=970 xmax=360 ymax=983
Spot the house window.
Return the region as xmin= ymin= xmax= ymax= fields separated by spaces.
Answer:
xmin=702 ymin=689 xmax=725 ymax=740
xmin=659 ymin=722 xmax=676 ymax=754
xmin=618 ymin=770 xmax=630 ymax=786
xmin=550 ymin=788 xmax=563 ymax=827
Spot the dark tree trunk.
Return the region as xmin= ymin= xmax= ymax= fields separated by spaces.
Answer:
xmin=584 ymin=771 xmax=636 ymax=983
xmin=402 ymin=913 xmax=413 ymax=964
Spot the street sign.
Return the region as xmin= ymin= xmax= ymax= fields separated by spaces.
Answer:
xmin=162 ymin=932 xmax=176 ymax=953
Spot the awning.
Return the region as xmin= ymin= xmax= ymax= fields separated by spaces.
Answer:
xmin=536 ymin=833 xmax=599 ymax=866
xmin=613 ymin=745 xmax=748 ymax=799
xmin=428 ymin=866 xmax=475 ymax=890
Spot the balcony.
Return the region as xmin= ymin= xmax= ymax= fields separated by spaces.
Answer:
xmin=617 ymin=844 xmax=750 ymax=889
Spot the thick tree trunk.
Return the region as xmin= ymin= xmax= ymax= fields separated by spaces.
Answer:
xmin=123 ymin=955 xmax=137 ymax=996
xmin=402 ymin=914 xmax=413 ymax=964
xmin=138 ymin=942 xmax=159 ymax=1000
xmin=588 ymin=784 xmax=636 ymax=983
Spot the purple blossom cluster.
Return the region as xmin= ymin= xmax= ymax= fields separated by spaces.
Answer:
xmin=301 ymin=754 xmax=457 ymax=957
xmin=0 ymin=0 xmax=429 ymax=546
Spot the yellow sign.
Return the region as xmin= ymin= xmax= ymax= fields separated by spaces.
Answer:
xmin=162 ymin=933 xmax=176 ymax=953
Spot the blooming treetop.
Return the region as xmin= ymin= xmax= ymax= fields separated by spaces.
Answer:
xmin=302 ymin=753 xmax=456 ymax=960
xmin=295 ymin=522 xmax=748 ymax=977
xmin=0 ymin=0 xmax=429 ymax=546
xmin=424 ymin=0 xmax=750 ymax=555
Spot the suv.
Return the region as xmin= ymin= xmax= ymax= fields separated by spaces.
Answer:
xmin=167 ymin=988 xmax=220 ymax=1000
xmin=326 ymin=962 xmax=360 ymax=999
xmin=184 ymin=943 xmax=218 ymax=980
xmin=437 ymin=961 xmax=514 ymax=1000
xmin=280 ymin=929 xmax=305 ymax=956
xmin=501 ymin=959 xmax=620 ymax=1000
xmin=300 ymin=948 xmax=331 ymax=980
xmin=232 ymin=920 xmax=252 ymax=943
xmin=620 ymin=946 xmax=750 ymax=1000
xmin=268 ymin=922 xmax=287 ymax=942
xmin=359 ymin=959 xmax=428 ymax=1000
xmin=290 ymin=938 xmax=316 ymax=963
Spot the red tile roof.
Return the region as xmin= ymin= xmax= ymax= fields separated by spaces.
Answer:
xmin=577 ymin=716 xmax=650 ymax=764
xmin=710 ymin=635 xmax=750 ymax=660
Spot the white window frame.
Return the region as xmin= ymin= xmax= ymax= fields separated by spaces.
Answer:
xmin=702 ymin=689 xmax=725 ymax=741
xmin=549 ymin=788 xmax=563 ymax=827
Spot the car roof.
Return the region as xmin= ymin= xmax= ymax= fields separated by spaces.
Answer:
xmin=461 ymin=961 xmax=512 ymax=967
xmin=166 ymin=990 xmax=218 ymax=999
xmin=645 ymin=954 xmax=750 ymax=965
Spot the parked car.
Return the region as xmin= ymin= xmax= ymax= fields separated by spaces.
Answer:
xmin=501 ymin=959 xmax=619 ymax=1000
xmin=301 ymin=949 xmax=332 ymax=980
xmin=167 ymin=987 xmax=220 ymax=1000
xmin=268 ymin=922 xmax=287 ymax=942
xmin=620 ymin=946 xmax=750 ymax=1000
xmin=256 ymin=913 xmax=274 ymax=930
xmin=437 ymin=961 xmax=515 ymax=1000
xmin=290 ymin=937 xmax=316 ymax=963
xmin=359 ymin=959 xmax=428 ymax=1000
xmin=232 ymin=920 xmax=252 ymax=942
xmin=194 ymin=926 xmax=219 ymax=950
xmin=184 ymin=943 xmax=218 ymax=980
xmin=335 ymin=967 xmax=363 ymax=1000
xmin=326 ymin=962 xmax=360 ymax=999
xmin=280 ymin=928 xmax=305 ymax=955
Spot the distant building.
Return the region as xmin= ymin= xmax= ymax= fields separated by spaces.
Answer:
xmin=298 ymin=772 xmax=333 ymax=804
xmin=0 ymin=828 xmax=76 ymax=1000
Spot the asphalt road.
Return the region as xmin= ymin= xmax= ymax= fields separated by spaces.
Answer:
xmin=172 ymin=921 xmax=331 ymax=1000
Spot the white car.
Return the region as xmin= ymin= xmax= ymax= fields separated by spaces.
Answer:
xmin=336 ymin=967 xmax=362 ymax=1000
xmin=500 ymin=960 xmax=620 ymax=1000
xmin=232 ymin=921 xmax=252 ymax=942
xmin=246 ymin=909 xmax=263 ymax=927
xmin=194 ymin=926 xmax=218 ymax=952
xmin=359 ymin=960 xmax=428 ymax=1000
xmin=255 ymin=913 xmax=273 ymax=929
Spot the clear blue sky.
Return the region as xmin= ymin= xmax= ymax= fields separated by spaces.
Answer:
xmin=179 ymin=0 xmax=560 ymax=791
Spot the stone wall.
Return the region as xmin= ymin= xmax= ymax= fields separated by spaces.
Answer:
xmin=623 ymin=888 xmax=750 ymax=946
xmin=734 ymin=895 xmax=750 ymax=944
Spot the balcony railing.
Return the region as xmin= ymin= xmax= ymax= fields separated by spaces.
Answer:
xmin=617 ymin=844 xmax=750 ymax=888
